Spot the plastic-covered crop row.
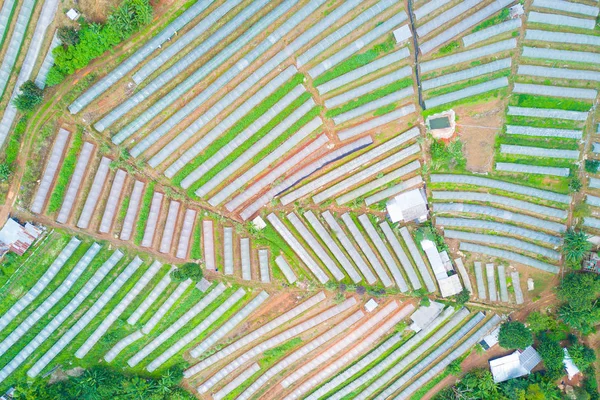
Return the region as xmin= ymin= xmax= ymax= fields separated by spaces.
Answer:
xmin=486 ymin=263 xmax=497 ymax=301
xmin=240 ymin=136 xmax=372 ymax=220
xmin=422 ymin=59 xmax=511 ymax=91
xmin=0 ymin=1 xmax=16 ymax=48
xmin=99 ymin=170 xmax=127 ymax=233
xmin=497 ymin=264 xmax=509 ymax=302
xmin=533 ymin=0 xmax=599 ymax=16
xmin=176 ymin=209 xmax=197 ymax=259
xmin=338 ymin=104 xmax=415 ymax=140
xmin=172 ymin=84 xmax=305 ymax=181
xmin=500 ymin=144 xmax=579 ymax=159
xmin=525 ymin=29 xmax=600 ymax=46
xmin=194 ymin=298 xmax=356 ymax=390
xmin=420 ymin=0 xmax=513 ymax=54
xmin=127 ymin=270 xmax=171 ymax=325
xmin=223 ymin=227 xmax=233 ymax=275
xmin=512 ymin=271 xmax=524 ymax=304
xmin=226 ymin=134 xmax=329 ymax=212
xmin=507 ymin=106 xmax=588 ymax=121
xmin=267 ymin=213 xmax=329 ymax=283
xmin=146 ymin=287 xmax=246 ymax=372
xmin=160 ymin=200 xmax=180 ymax=253
xmin=297 ymin=0 xmax=396 ymax=67
xmin=513 ymin=82 xmax=597 ymax=100
xmin=414 ymin=0 xmax=452 ymax=20
xmin=364 ymin=176 xmax=423 ymax=205
xmin=185 ymin=292 xmax=325 ymax=378
xmin=444 ymin=229 xmax=561 ymax=260
xmin=417 ymin=0 xmax=481 ymax=37
xmin=194 ymin=102 xmax=315 ymax=196
xmin=587 ymin=194 xmax=600 ymax=207
xmin=474 ymin=262 xmax=485 ymax=299
xmin=380 ymin=221 xmax=422 ymax=290
xmin=506 ymin=124 xmax=582 ymax=139
xmin=258 ymin=249 xmax=270 ymax=283
xmin=210 ymin=117 xmax=323 ymax=206
xmin=317 ymin=48 xmax=409 ymax=94
xmin=203 ymin=220 xmax=215 ymax=271
xmin=141 ymin=192 xmax=164 ymax=248
xmin=518 ymin=64 xmax=600 ymax=82
xmin=165 ymin=68 xmax=302 ymax=178
xmin=27 ymin=251 xmax=132 ymax=378
xmin=463 ymin=18 xmax=521 ymax=47
xmin=459 ymin=242 xmax=560 ymax=273
xmin=496 ymin=162 xmax=570 ymax=177
xmin=326 ymin=69 xmax=410 ymax=108
xmin=399 ymin=227 xmax=436 ymax=292
xmin=76 ymin=258 xmax=160 ymax=358
xmin=425 ymin=77 xmax=508 ymax=108
xmin=430 ymin=173 xmax=571 ymax=203
xmin=528 ymin=11 xmax=595 ymax=30
xmin=276 ymin=256 xmax=297 ymax=283
xmin=141 ymin=279 xmax=192 ymax=335
xmin=120 ymin=180 xmax=145 ymax=241
xmin=431 ymin=190 xmax=566 ymax=219
xmin=31 ymin=129 xmax=70 ymax=214
xmin=282 ymin=127 xmax=419 ymax=204
xmin=420 ymin=38 xmax=516 ymax=73
xmin=342 ymin=213 xmax=392 ymax=287
xmin=523 ymin=46 xmax=600 ymax=65
xmin=68 ymin=0 xmax=215 ymax=113
xmin=57 ymin=142 xmax=94 ymax=224
xmin=104 ymin=331 xmax=145 ymax=363
xmin=77 ymin=157 xmax=111 ymax=229
xmin=309 ymin=12 xmax=408 ymax=78
xmin=240 ymin=238 xmax=251 ymax=281
xmin=333 ymin=87 xmax=414 ymax=124
xmin=435 ymin=216 xmax=561 ymax=246
xmin=127 ymin=283 xmax=226 ymax=368
xmin=584 ymin=216 xmax=600 ymax=230
xmin=213 ymin=363 xmax=260 ymax=400
xmin=35 ymin=32 xmax=61 ymax=89
xmin=454 ymin=258 xmax=472 ymax=294
xmin=0 ymin=240 xmax=92 ymax=354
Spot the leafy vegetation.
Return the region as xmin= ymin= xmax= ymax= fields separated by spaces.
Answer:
xmin=498 ymin=321 xmax=533 ymax=350
xmin=438 ymin=41 xmax=459 ymax=55
xmin=48 ymin=0 xmax=153 ymax=86
xmin=536 ymin=332 xmax=564 ymax=379
xmin=526 ymin=311 xmax=558 ymax=334
xmin=561 ymin=229 xmax=591 ymax=269
xmin=134 ymin=182 xmax=156 ymax=245
xmin=557 ymin=272 xmax=600 ymax=334
xmin=13 ymin=81 xmax=44 ymax=113
xmin=429 ymin=138 xmax=466 ymax=171
xmin=585 ymin=159 xmax=600 ymax=174
xmin=472 ymin=8 xmax=510 ymax=32
xmin=510 ymin=94 xmax=592 ymax=112
xmin=47 ymin=128 xmax=84 ymax=213
xmin=170 ymin=262 xmax=203 ymax=282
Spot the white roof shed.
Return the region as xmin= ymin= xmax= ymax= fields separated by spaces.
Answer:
xmin=490 ymin=346 xmax=541 ymax=383
xmin=386 ymin=188 xmax=428 ymax=223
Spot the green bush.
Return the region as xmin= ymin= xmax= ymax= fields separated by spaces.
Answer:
xmin=57 ymin=26 xmax=80 ymax=46
xmin=585 ymin=159 xmax=599 ymax=173
xmin=498 ymin=321 xmax=533 ymax=350
xmin=0 ymin=163 xmax=11 ymax=182
xmin=536 ymin=332 xmax=564 ymax=378
xmin=438 ymin=41 xmax=459 ymax=55
xmin=170 ymin=262 xmax=203 ymax=282
xmin=13 ymin=81 xmax=43 ymax=113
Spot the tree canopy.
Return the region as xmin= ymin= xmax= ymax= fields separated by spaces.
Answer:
xmin=536 ymin=333 xmax=564 ymax=379
xmin=561 ymin=229 xmax=592 ymax=269
xmin=13 ymin=81 xmax=43 ymax=113
xmin=498 ymin=321 xmax=534 ymax=350
xmin=556 ymin=272 xmax=600 ymax=334
xmin=170 ymin=262 xmax=203 ymax=282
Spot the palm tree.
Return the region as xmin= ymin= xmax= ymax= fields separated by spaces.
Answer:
xmin=561 ymin=228 xmax=592 ymax=269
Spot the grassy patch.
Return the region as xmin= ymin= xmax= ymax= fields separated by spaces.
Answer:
xmin=326 ymin=78 xmax=412 ymax=118
xmin=472 ymin=9 xmax=509 ymax=33
xmin=47 ymin=127 xmax=84 ymax=213
xmin=374 ymin=103 xmax=398 ymax=116
xmin=423 ymin=87 xmax=507 ymax=118
xmin=505 ymin=115 xmax=584 ymax=130
xmin=438 ymin=40 xmax=459 ymax=55
xmin=313 ymin=36 xmax=396 ymax=86
xmin=510 ymin=94 xmax=592 ymax=111
xmin=425 ymin=69 xmax=510 ymax=98
xmin=134 ymin=182 xmax=156 ymax=245
xmin=430 ymin=138 xmax=466 ymax=172
xmin=190 ymin=220 xmax=202 ymax=260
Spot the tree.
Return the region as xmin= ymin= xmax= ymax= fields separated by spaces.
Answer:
xmin=562 ymin=229 xmax=592 ymax=269
xmin=537 ymin=333 xmax=564 ymax=379
xmin=568 ymin=342 xmax=597 ymax=371
xmin=57 ymin=26 xmax=80 ymax=46
xmin=170 ymin=262 xmax=203 ymax=282
xmin=585 ymin=159 xmax=600 ymax=174
xmin=556 ymin=272 xmax=600 ymax=334
xmin=447 ymin=359 xmax=462 ymax=376
xmin=526 ymin=311 xmax=557 ymax=334
xmin=0 ymin=163 xmax=11 ymax=182
xmin=569 ymin=177 xmax=582 ymax=193
xmin=13 ymin=81 xmax=43 ymax=112
xmin=498 ymin=321 xmax=533 ymax=350
xmin=453 ymin=288 xmax=470 ymax=305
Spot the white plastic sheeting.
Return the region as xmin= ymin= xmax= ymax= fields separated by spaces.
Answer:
xmin=420 ymin=39 xmax=516 ymax=73
xmin=525 ymin=29 xmax=600 ymax=46
xmin=474 ymin=262 xmax=486 ymax=299
xmin=259 ymin=249 xmax=270 ymax=283
xmin=400 ymin=227 xmax=436 ymax=292
xmin=127 ymin=283 xmax=226 ymax=367
xmin=194 ymin=298 xmax=356 ymax=390
xmin=304 ymin=210 xmax=362 ymax=283
xmin=505 ymin=125 xmax=582 ymax=139
xmin=267 ymin=213 xmax=329 ymax=283
xmin=486 ymin=263 xmax=498 ymax=301
xmin=282 ymin=127 xmax=420 ymax=204
xmin=142 ymin=279 xmax=192 ymax=334
xmin=459 ymin=242 xmax=560 ymax=273
xmin=422 ymin=59 xmax=511 ymax=90
xmin=518 ymin=64 xmax=600 ymax=82
xmin=0 ymin=1 xmax=16 ymax=48
xmin=77 ymin=157 xmax=111 ymax=229
xmin=120 ymin=180 xmax=145 ymax=241
xmin=76 ymin=258 xmax=160 ymax=358
xmin=522 ymin=46 xmax=600 ymax=65
xmin=497 ymin=264 xmax=509 ymax=302
xmin=380 ymin=221 xmax=422 ymax=290
xmin=533 ymin=0 xmax=599 ymax=16
xmin=176 ymin=209 xmax=197 ymax=259
xmin=68 ymin=0 xmax=216 ymax=113
xmin=240 ymin=238 xmax=251 ymax=281
xmin=333 ymin=88 xmax=414 ymax=124
xmin=507 ymin=106 xmax=588 ymax=121
xmin=512 ymin=271 xmax=524 ymax=304
xmin=417 ymin=0 xmax=481 ymax=37
xmin=326 ymin=69 xmax=410 ymax=108
xmin=141 ymin=192 xmax=164 ymax=247
xmin=160 ymin=201 xmax=180 ymax=253
xmin=0 ymin=242 xmax=97 ymax=356
xmin=463 ymin=18 xmax=521 ymax=47
xmin=342 ymin=213 xmax=392 ymax=287
xmin=430 ymin=173 xmax=571 ymax=203
xmin=27 ymin=251 xmax=131 ymax=378
xmin=223 ymin=227 xmax=234 ymax=275
xmin=308 ymin=12 xmax=408 ymax=78
xmin=213 ymin=363 xmax=260 ymax=400
xmin=425 ymin=77 xmax=508 ymax=108
xmin=203 ymin=220 xmax=215 ymax=271
xmin=500 ymin=144 xmax=579 ymax=159
xmin=317 ymin=48 xmax=410 ymax=94
xmin=104 ymin=331 xmax=145 ymax=363
xmin=146 ymin=287 xmax=245 ymax=372
xmin=358 ymin=214 xmax=408 ymax=291
xmin=57 ymin=142 xmax=95 ymax=224
xmin=185 ymin=292 xmax=326 ymax=378
xmin=364 ymin=176 xmax=424 ymax=205
xmin=528 ymin=11 xmax=595 ymax=30
xmin=31 ymin=129 xmax=70 ymax=214
xmin=99 ymin=169 xmax=127 ymax=233
xmin=276 ymin=256 xmax=297 ymax=283
xmin=0 ymin=250 xmax=123 ymax=383
xmin=496 ymin=162 xmax=570 ymax=177
xmin=414 ymin=0 xmax=452 ymax=20
xmin=35 ymin=32 xmax=61 ymax=89
xmin=338 ymin=104 xmax=415 ymax=140
xmin=190 ymin=291 xmax=269 ymax=359
xmin=513 ymin=82 xmax=597 ymax=100
xmin=127 ymin=269 xmax=171 ymax=325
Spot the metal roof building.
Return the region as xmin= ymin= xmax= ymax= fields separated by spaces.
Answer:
xmin=490 ymin=346 xmax=542 ymax=383
xmin=386 ymin=188 xmax=428 ymax=223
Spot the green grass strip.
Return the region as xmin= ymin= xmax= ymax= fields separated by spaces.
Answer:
xmin=497 ymin=134 xmax=580 ymax=150
xmin=134 ymin=181 xmax=156 ymax=245
xmin=46 ymin=127 xmax=84 ymax=213
xmin=472 ymin=9 xmax=509 ymax=33
xmin=510 ymin=94 xmax=592 ymax=111
xmin=423 ymin=88 xmax=507 ymax=118
xmin=326 ymin=77 xmax=412 ymax=118
xmin=505 ymin=115 xmax=584 ymax=130
xmin=172 ymin=73 xmax=307 ymax=185
xmin=425 ymin=69 xmax=510 ymax=98
xmin=313 ymin=36 xmax=396 ymax=86
xmin=190 ymin=220 xmax=202 ymax=260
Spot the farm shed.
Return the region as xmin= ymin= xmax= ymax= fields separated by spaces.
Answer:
xmin=421 ymin=239 xmax=463 ymax=297
xmin=489 ymin=346 xmax=541 ymax=383
xmin=0 ymin=219 xmax=41 ymax=256
xmin=386 ymin=188 xmax=428 ymax=223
